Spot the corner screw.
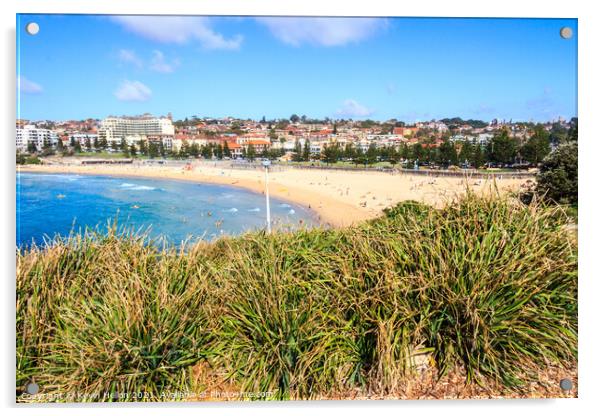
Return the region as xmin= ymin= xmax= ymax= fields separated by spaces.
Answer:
xmin=25 ymin=381 xmax=39 ymax=395
xmin=559 ymin=378 xmax=573 ymax=392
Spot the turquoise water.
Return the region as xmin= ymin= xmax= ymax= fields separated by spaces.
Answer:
xmin=16 ymin=173 xmax=317 ymax=247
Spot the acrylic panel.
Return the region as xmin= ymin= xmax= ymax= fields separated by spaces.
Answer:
xmin=16 ymin=14 xmax=578 ymax=402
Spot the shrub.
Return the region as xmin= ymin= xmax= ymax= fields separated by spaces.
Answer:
xmin=536 ymin=142 xmax=578 ymax=205
xmin=17 ymin=194 xmax=577 ymax=401
xmin=25 ymin=155 xmax=42 ymax=165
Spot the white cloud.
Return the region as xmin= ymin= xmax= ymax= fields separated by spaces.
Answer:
xmin=118 ymin=49 xmax=143 ymax=68
xmin=256 ymin=17 xmax=386 ymax=47
xmin=335 ymin=99 xmax=374 ymax=118
xmin=114 ymin=80 xmax=152 ymax=102
xmin=18 ymin=76 xmax=43 ymax=94
xmin=110 ymin=16 xmax=242 ymax=50
xmin=150 ymin=50 xmax=179 ymax=73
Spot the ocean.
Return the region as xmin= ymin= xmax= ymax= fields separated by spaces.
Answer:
xmin=16 ymin=172 xmax=317 ymax=247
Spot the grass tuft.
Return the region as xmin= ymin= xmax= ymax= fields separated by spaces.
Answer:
xmin=17 ymin=193 xmax=577 ymax=401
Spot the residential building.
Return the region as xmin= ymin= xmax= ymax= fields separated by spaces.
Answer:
xmin=98 ymin=114 xmax=175 ymax=144
xmin=16 ymin=125 xmax=59 ymax=152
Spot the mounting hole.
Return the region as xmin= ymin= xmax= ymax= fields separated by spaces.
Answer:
xmin=560 ymin=27 xmax=573 ymax=39
xmin=559 ymin=378 xmax=573 ymax=391
xmin=25 ymin=22 xmax=40 ymax=36
xmin=25 ymin=381 xmax=39 ymax=395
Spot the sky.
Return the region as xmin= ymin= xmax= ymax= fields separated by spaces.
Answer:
xmin=16 ymin=15 xmax=577 ymax=122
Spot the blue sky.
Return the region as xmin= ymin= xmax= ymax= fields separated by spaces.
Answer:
xmin=17 ymin=15 xmax=577 ymax=122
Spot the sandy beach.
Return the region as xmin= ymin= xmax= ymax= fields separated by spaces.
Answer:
xmin=18 ymin=161 xmax=532 ymax=227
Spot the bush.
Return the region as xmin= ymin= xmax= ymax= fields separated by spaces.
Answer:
xmin=16 ymin=153 xmax=42 ymax=165
xmin=17 ymin=194 xmax=577 ymax=401
xmin=382 ymin=200 xmax=431 ymax=221
xmin=536 ymin=142 xmax=578 ymax=205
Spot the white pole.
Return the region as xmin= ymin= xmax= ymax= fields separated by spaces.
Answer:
xmin=265 ymin=165 xmax=271 ymax=233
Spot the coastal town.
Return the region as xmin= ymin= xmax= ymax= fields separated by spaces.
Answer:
xmin=16 ymin=113 xmax=576 ymax=170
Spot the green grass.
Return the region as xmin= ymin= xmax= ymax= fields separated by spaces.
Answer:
xmin=16 ymin=193 xmax=577 ymax=401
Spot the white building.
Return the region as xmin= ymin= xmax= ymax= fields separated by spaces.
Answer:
xmin=98 ymin=114 xmax=175 ymax=144
xmin=477 ymin=133 xmax=494 ymax=145
xmin=16 ymin=125 xmax=59 ymax=152
xmin=69 ymin=133 xmax=99 ymax=146
xmin=310 ymin=141 xmax=326 ymax=155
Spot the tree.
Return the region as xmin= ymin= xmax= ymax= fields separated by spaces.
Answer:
xmin=138 ymin=140 xmax=148 ymax=156
xmin=223 ymin=141 xmax=232 ymax=158
xmin=411 ymin=143 xmax=425 ymax=163
xmin=536 ymin=141 xmax=577 ymax=205
xmin=458 ymin=140 xmax=473 ymax=165
xmin=343 ymin=143 xmax=356 ymax=160
xmin=246 ymin=144 xmax=256 ymax=161
xmin=215 ymin=144 xmax=224 ymax=159
xmin=352 ymin=149 xmax=366 ymax=167
xmin=487 ymin=129 xmax=517 ymax=165
xmin=365 ymin=143 xmax=378 ymax=165
xmin=192 ymin=143 xmax=203 ymax=158
xmin=289 ymin=114 xmax=300 ymax=123
xmin=386 ymin=146 xmax=400 ymax=165
xmin=438 ymin=140 xmax=458 ymax=167
xmin=41 ymin=140 xmax=55 ymax=156
xmin=27 ymin=141 xmax=37 ymax=154
xmin=522 ymin=125 xmax=551 ymax=165
xmin=292 ymin=140 xmax=303 ymax=162
xmin=93 ymin=137 xmax=99 ymax=151
xmin=148 ymin=142 xmax=159 ymax=159
xmin=321 ymin=143 xmax=339 ymax=165
xmin=98 ymin=137 xmax=108 ymax=150
xmin=120 ymin=139 xmax=129 ymax=157
xmin=302 ymin=139 xmax=311 ymax=161
xmin=129 ymin=144 xmax=137 ymax=156
xmin=84 ymin=138 xmax=92 ymax=152
xmin=16 ymin=151 xmax=27 ymax=164
xmin=179 ymin=141 xmax=190 ymax=158
xmin=568 ymin=117 xmax=578 ymax=142
xmin=399 ymin=143 xmax=411 ymax=162
xmin=472 ymin=144 xmax=484 ymax=169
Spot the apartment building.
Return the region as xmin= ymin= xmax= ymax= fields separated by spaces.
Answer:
xmin=242 ymin=139 xmax=271 ymax=154
xmin=69 ymin=133 xmax=99 ymax=146
xmin=16 ymin=125 xmax=59 ymax=152
xmin=98 ymin=114 xmax=175 ymax=144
